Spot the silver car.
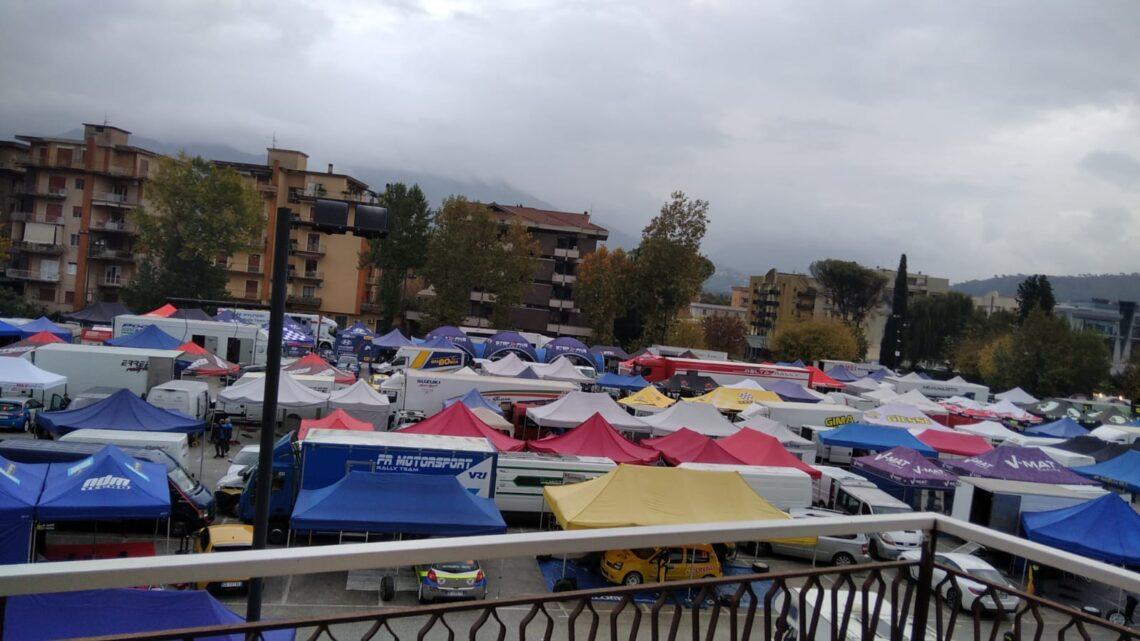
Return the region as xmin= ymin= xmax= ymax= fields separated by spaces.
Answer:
xmin=766 ymin=508 xmax=874 ymax=566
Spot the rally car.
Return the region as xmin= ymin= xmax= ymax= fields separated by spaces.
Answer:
xmin=415 ymin=560 xmax=487 ymax=603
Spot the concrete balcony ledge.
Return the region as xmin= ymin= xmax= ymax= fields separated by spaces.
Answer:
xmin=5 ymin=268 xmax=60 ymax=282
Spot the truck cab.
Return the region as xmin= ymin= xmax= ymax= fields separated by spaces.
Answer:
xmin=390 ymin=345 xmax=468 ymax=373
xmin=237 ymin=434 xmax=298 ymax=540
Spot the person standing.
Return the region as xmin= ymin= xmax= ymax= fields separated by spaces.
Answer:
xmin=211 ymin=420 xmax=225 ymax=458
xmin=220 ymin=417 xmax=234 ymax=457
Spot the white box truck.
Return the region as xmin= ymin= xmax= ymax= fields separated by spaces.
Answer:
xmin=112 ymin=314 xmax=270 ymax=367
xmin=751 ymin=401 xmax=863 ymax=430
xmin=951 ymin=477 xmax=1108 ymax=534
xmin=496 ymin=452 xmax=615 ymax=513
xmin=60 ymin=428 xmax=192 ymax=470
xmin=148 ymin=380 xmax=212 ymax=421
xmin=677 ymin=462 xmax=812 ymax=510
xmin=217 ymin=308 xmax=338 ymax=351
xmin=381 ymin=369 xmax=577 ymax=416
xmin=32 ymin=343 xmax=180 ymax=396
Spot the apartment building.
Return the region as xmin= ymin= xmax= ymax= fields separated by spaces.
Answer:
xmin=463 ymin=204 xmax=608 ymax=338
xmin=745 ymin=269 xmax=828 ymax=344
xmin=1056 ymin=299 xmax=1138 ymax=375
xmin=217 ymin=149 xmax=381 ymax=330
xmin=973 ymin=290 xmax=1018 ymax=315
xmin=0 ymin=142 xmax=29 ymax=225
xmin=7 ymin=124 xmax=157 ymax=312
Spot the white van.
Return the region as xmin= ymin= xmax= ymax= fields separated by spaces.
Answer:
xmin=148 ymin=380 xmax=211 ymax=421
xmin=60 ymin=429 xmax=192 ymax=471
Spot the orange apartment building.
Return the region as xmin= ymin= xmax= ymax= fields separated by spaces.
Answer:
xmin=7 ymin=124 xmax=157 ymax=312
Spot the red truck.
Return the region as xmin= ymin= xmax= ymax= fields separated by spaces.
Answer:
xmin=619 ymin=354 xmax=840 ymax=389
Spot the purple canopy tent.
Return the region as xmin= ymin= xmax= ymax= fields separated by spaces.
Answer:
xmin=544 ymin=336 xmax=592 ymax=365
xmin=853 ymin=447 xmax=956 ymax=490
xmin=766 ymin=380 xmax=822 ymax=403
xmin=941 ymin=445 xmax=1098 ymax=485
xmin=426 ymin=326 xmax=476 ymax=357
xmin=484 ymin=331 xmax=537 ymax=361
xmin=824 ymin=365 xmax=861 ymax=382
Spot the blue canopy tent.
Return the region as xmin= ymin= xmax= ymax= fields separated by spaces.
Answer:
xmin=0 ymin=320 xmax=22 ymax=338
xmin=290 ymin=471 xmax=507 ymax=536
xmin=767 ymin=380 xmax=822 ymax=403
xmin=867 ymin=369 xmax=892 ymax=381
xmin=0 ymin=456 xmax=47 ymax=565
xmin=426 ymin=325 xmax=476 ymax=358
xmin=335 ymin=321 xmax=376 ymax=356
xmin=1074 ymin=450 xmax=1140 ymax=493
xmin=818 ymin=423 xmax=939 ymax=457
xmin=824 ymin=365 xmax=860 ymax=382
xmin=595 ymin=372 xmax=649 ymax=393
xmin=1022 ymin=494 xmax=1140 ymax=566
xmin=105 ymin=323 xmax=182 ymax=350
xmin=37 ymin=446 xmax=169 ymax=521
xmin=589 ymin=345 xmax=631 ymax=372
xmin=443 ymin=389 xmax=507 ymax=414
xmin=544 ymin=336 xmax=592 ymax=365
xmin=276 ymin=316 xmax=315 ymax=346
xmin=4 ymin=588 xmax=293 ymax=641
xmin=776 ymin=360 xmax=806 ymax=368
xmin=16 ymin=317 xmax=70 ymax=342
xmin=214 ymin=309 xmax=253 ymax=324
xmin=373 ymin=328 xmax=414 ymax=349
xmin=36 ymin=388 xmax=206 ymax=437
xmin=484 ymin=331 xmax=538 ymax=361
xmin=1026 ymin=416 xmax=1088 ymax=439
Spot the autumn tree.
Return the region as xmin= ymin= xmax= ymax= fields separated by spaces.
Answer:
xmin=809 ymin=259 xmax=887 ymax=358
xmin=770 ymin=319 xmax=859 ymax=363
xmin=907 ymin=291 xmax=975 ymax=365
xmin=1016 ymin=274 xmax=1056 ymax=322
xmin=982 ymin=311 xmax=1108 ymax=397
xmin=879 ymin=254 xmax=908 ymax=368
xmin=124 ymin=154 xmax=263 ymax=311
xmin=665 ymin=320 xmax=706 ymax=350
xmin=576 ymin=246 xmax=634 ymax=345
xmin=632 ymin=191 xmax=714 ymax=345
xmin=487 ymin=220 xmax=539 ymax=328
xmin=360 ymin=183 xmax=430 ymax=330
xmin=702 ymin=315 xmax=747 ymax=358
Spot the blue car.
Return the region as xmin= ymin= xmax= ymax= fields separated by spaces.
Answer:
xmin=0 ymin=397 xmax=44 ymax=432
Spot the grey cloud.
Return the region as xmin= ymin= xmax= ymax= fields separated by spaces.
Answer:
xmin=1080 ymin=151 xmax=1140 ymax=191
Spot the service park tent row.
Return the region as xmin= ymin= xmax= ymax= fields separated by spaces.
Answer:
xmin=818 ymin=423 xmax=939 ymax=458
xmin=527 ymin=413 xmax=658 ymax=463
xmin=526 ymin=391 xmax=648 ymax=433
xmin=401 ymin=402 xmax=525 ymax=452
xmin=36 ymin=388 xmax=206 ymax=437
xmin=639 ymin=400 xmax=740 ymax=437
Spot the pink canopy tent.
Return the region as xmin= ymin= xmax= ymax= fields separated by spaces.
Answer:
xmin=282 ymin=353 xmax=355 ymax=384
xmin=177 ymin=341 xmax=240 ymax=377
xmin=717 ymin=428 xmax=821 ymax=478
xmin=298 ymin=409 xmax=373 ymax=440
xmin=915 ymin=429 xmax=993 ymax=457
xmin=144 ymin=303 xmax=177 ymax=318
xmin=642 ymin=427 xmax=744 ymax=465
xmin=400 ymin=402 xmax=525 ymax=452
xmin=527 ymin=413 xmax=659 ymax=464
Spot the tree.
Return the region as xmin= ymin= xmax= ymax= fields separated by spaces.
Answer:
xmin=360 ymin=183 xmax=430 ymax=330
xmin=576 ymin=246 xmax=634 ymax=345
xmin=809 ymin=259 xmax=888 ymax=358
xmin=632 ymin=191 xmax=714 ymax=345
xmin=1016 ymin=274 xmax=1056 ymax=321
xmin=770 ymin=319 xmax=859 ymax=363
xmin=1115 ymin=351 xmax=1140 ymax=405
xmin=702 ymin=315 xmax=747 ymax=358
xmin=879 ymin=254 xmax=908 ymax=368
xmin=486 ymin=220 xmax=539 ymax=328
xmin=124 ymin=154 xmax=263 ymax=311
xmin=982 ymin=311 xmax=1109 ymax=397
xmin=699 ymin=291 xmax=731 ymax=306
xmin=949 ymin=309 xmax=1016 ymax=380
xmin=907 ymin=291 xmax=975 ymax=365
xmin=665 ymin=321 xmax=706 ymax=350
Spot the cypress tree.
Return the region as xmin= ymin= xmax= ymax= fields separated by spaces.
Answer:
xmin=880 ymin=254 xmax=908 ymax=367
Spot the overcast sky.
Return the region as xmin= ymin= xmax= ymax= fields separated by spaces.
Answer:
xmin=3 ymin=0 xmax=1139 ymax=282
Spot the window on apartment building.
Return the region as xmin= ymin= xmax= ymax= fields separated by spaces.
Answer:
xmin=304 ymin=260 xmax=318 ymax=276
xmin=306 ymin=233 xmax=320 ymax=252
xmin=248 ymin=254 xmax=261 ymax=272
xmin=46 ymin=204 xmax=63 ymax=221
xmin=69 ymin=234 xmax=78 ymax=247
xmin=66 ymin=262 xmax=77 ymax=276
xmin=74 ymin=178 xmax=85 ymax=190
xmin=140 ymin=159 xmax=149 ymax=176
xmin=64 ymin=291 xmax=74 ymax=305
xmin=37 ymin=287 xmax=55 ymax=302
xmin=72 ymin=206 xmax=82 ymax=218
xmin=48 ymin=175 xmax=66 ymax=191
xmin=302 ymin=285 xmax=316 ymax=298
xmin=57 ymin=148 xmax=73 ymax=166
xmin=244 ymin=280 xmax=258 ymax=300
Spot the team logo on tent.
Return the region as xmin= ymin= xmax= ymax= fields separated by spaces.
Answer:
xmin=1003 ymin=456 xmax=1057 ymax=472
xmin=873 ymin=452 xmax=910 ymax=468
xmin=81 ymin=474 xmax=131 ymax=491
xmin=0 ymin=463 xmax=19 ymax=485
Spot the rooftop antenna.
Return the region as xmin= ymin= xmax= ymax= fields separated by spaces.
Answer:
xmin=103 ymin=112 xmax=110 ymax=126
xmin=271 ymin=131 xmax=277 ymax=148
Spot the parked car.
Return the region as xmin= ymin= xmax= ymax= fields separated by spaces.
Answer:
xmin=415 ymin=560 xmax=486 ymax=603
xmin=766 ymin=507 xmax=873 ymax=566
xmin=0 ymin=397 xmax=43 ymax=432
xmin=601 ymin=544 xmax=722 ymax=586
xmin=898 ymin=551 xmax=1021 ymax=612
xmin=191 ymin=524 xmax=254 ymax=592
xmin=336 ymin=354 xmax=360 ymax=375
xmin=214 ymin=445 xmax=260 ymax=514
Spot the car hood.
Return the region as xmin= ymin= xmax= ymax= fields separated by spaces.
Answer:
xmin=215 ymin=472 xmax=246 ymax=491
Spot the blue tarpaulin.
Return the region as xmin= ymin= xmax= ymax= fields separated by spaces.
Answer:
xmin=1026 ymin=416 xmax=1088 ymax=439
xmin=1022 ymin=494 xmax=1140 ymax=566
xmin=290 ymin=471 xmax=506 ymax=536
xmin=373 ymin=328 xmax=414 ymax=349
xmin=595 ymin=372 xmax=649 ymax=392
xmin=426 ymin=326 xmax=476 ymax=357
xmin=214 ymin=309 xmax=253 ymax=324
xmin=484 ymin=331 xmax=537 ymax=361
xmin=16 ymin=317 xmax=69 ymax=341
xmin=766 ymin=380 xmax=821 ymax=403
xmin=36 ymin=388 xmax=206 ymax=437
xmin=0 ymin=456 xmax=47 ymax=565
xmin=1074 ymin=450 xmax=1140 ymax=492
xmin=37 ymin=445 xmax=170 ymax=521
xmin=4 ymin=588 xmax=294 ymax=641
xmin=819 ymin=423 xmax=938 ymax=457
xmin=823 ymin=365 xmax=860 ymax=382
xmin=544 ymin=336 xmax=591 ymax=364
xmin=105 ymin=324 xmax=183 ymax=350
xmin=443 ymin=389 xmax=507 ymax=414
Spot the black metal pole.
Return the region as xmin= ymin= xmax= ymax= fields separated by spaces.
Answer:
xmin=246 ymin=207 xmax=292 ymax=621
xmin=910 ymin=522 xmax=938 ymax=640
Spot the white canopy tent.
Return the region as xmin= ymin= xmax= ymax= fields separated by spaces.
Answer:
xmin=995 ymin=387 xmax=1038 ymax=405
xmin=954 ymin=420 xmax=1020 ymax=444
xmin=892 ymin=389 xmax=947 ymax=414
xmin=525 ymin=391 xmax=648 ymax=433
xmin=529 ymin=357 xmax=593 ymax=384
xmin=861 ymin=388 xmax=900 ymax=405
xmin=471 ymin=407 xmax=514 ymax=433
xmin=327 ymin=379 xmax=391 ymax=429
xmin=639 ymin=400 xmax=740 ymax=437
xmin=219 ymin=372 xmax=329 ymax=408
xmin=481 ymin=353 xmax=528 ymax=377
xmin=0 ymin=356 xmax=67 ymax=391
xmin=726 ymin=379 xmax=768 ymax=391
xmin=824 ymin=392 xmax=879 ymax=411
xmin=984 ymin=399 xmax=1037 ymax=422
xmin=843 ymin=377 xmax=885 ymax=394
xmin=860 ymin=402 xmax=939 ymax=429
xmin=888 ymin=373 xmax=989 ymax=401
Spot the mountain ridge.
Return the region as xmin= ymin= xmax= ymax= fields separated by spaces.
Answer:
xmin=952 ymin=273 xmax=1140 ymax=302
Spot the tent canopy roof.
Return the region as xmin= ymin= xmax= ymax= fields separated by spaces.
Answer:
xmin=426 ymin=325 xmax=476 ymax=357
xmin=639 ymin=400 xmax=740 ymax=437
xmin=716 ymin=428 xmax=821 ymax=478
xmin=144 ymin=303 xmax=177 ymax=317
xmin=735 ymin=416 xmax=813 ymax=447
xmin=62 ymin=301 xmax=133 ymax=325
xmin=298 ymin=409 xmax=373 ymax=440
xmin=484 ymin=331 xmax=537 ymax=361
xmin=824 ymin=365 xmax=861 ymax=382
xmin=955 ymin=420 xmax=1020 ymax=443
xmin=328 ymin=379 xmax=390 ymax=408
xmin=543 ymin=336 xmax=591 ymax=364
xmin=401 ymin=402 xmax=525 ymax=452
xmin=17 ymin=316 xmax=70 ymax=341
xmin=852 ymin=446 xmax=957 ymax=489
xmin=290 ymin=471 xmax=506 ymax=535
xmin=642 ymin=428 xmax=743 ymax=465
xmin=218 ymin=372 xmax=330 ymax=408
xmin=527 ymin=413 xmax=658 ymax=463
xmin=617 ymin=386 xmax=675 ymax=409
xmin=373 ymin=328 xmax=414 ymax=348
xmin=36 ymin=388 xmax=205 ymax=436
xmin=688 ymin=387 xmax=780 ymax=412
xmin=1022 ymin=494 xmax=1140 ymax=566
xmin=995 ymin=387 xmax=1038 ymax=404
xmin=915 ymin=429 xmax=993 ymax=457
xmin=543 ymin=464 xmax=792 ymax=530
xmin=1026 ymin=416 xmax=1088 ymax=439
xmin=818 ymin=423 xmax=938 ymax=457
xmin=38 ymin=445 xmax=170 ymax=521
xmin=443 ymin=389 xmax=505 ymax=414
xmin=942 ymin=445 xmax=1098 ymax=484
xmin=766 ymin=380 xmax=825 ymax=403
xmin=0 ymin=356 xmax=67 ymax=389
xmin=595 ymin=372 xmax=649 ymax=392
xmin=1073 ymin=450 xmax=1140 ymax=492
xmin=106 ymin=324 xmax=183 ymax=350
xmin=526 ymin=391 xmax=647 ymax=432
xmin=283 ymin=353 xmax=354 ymax=383
xmin=860 ymin=403 xmax=938 ymax=428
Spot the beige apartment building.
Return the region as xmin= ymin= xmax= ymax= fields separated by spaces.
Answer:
xmin=0 ymin=141 xmax=29 ymax=226
xmin=7 ymin=124 xmax=158 ymax=312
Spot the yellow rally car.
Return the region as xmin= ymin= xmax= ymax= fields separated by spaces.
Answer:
xmin=601 ymin=544 xmax=722 ymax=586
xmin=193 ymin=524 xmax=254 ymax=591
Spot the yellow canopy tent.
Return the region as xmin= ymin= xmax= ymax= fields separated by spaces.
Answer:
xmin=543 ymin=464 xmax=813 ymax=544
xmin=617 ymin=386 xmax=676 ymax=410
xmin=688 ymin=387 xmax=781 ymax=413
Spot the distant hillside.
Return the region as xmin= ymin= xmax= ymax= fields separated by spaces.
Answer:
xmin=703 ymin=266 xmax=751 ymax=294
xmin=952 ymin=273 xmax=1140 ymax=302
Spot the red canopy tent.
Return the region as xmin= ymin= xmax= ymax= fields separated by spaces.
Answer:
xmin=643 ymin=428 xmax=744 ymax=465
xmin=0 ymin=330 xmax=65 ymax=357
xmin=177 ymin=341 xmax=240 ymax=377
xmin=915 ymin=429 xmax=993 ymax=457
xmin=527 ymin=413 xmax=659 ymax=464
xmin=282 ymin=353 xmax=355 ymax=384
xmin=806 ymin=366 xmax=844 ymax=390
xmin=298 ymin=409 xmax=374 ymax=440
xmin=400 ymin=403 xmax=525 ymax=452
xmin=144 ymin=303 xmax=178 ymax=318
xmin=717 ymin=428 xmax=821 ymax=478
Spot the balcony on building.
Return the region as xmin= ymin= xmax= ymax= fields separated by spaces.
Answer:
xmin=360 ymin=300 xmax=382 ymax=313
xmin=98 ymin=274 xmax=126 ymax=288
xmin=229 ymin=261 xmax=264 ymax=275
xmin=289 ymin=239 xmax=326 ymax=257
xmin=545 ymin=322 xmax=591 ymax=337
xmin=89 ymin=217 xmax=134 ymax=234
xmin=287 ymin=293 xmax=322 ymax=308
xmin=553 ymin=246 xmax=580 ymax=259
xmin=548 ymin=298 xmax=577 ymax=310
xmin=34 ymin=187 xmax=67 ymax=199
xmin=9 ymin=212 xmax=64 ymax=226
xmin=255 ymin=179 xmax=277 ymax=194
xmin=87 ymin=245 xmax=136 ymax=262
xmin=91 ymin=192 xmax=137 ymax=209
xmin=10 ymin=240 xmax=66 ymax=256
xmin=470 ymin=291 xmax=497 ymax=303
xmin=4 ymin=268 xmax=60 ymax=283
xmin=288 ymin=269 xmax=324 ymax=283
xmin=551 ymin=272 xmax=577 ymax=285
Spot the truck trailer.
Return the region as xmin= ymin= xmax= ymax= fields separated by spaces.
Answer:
xmin=619 ymin=354 xmax=815 ymax=388
xmin=31 ymin=343 xmax=180 ymax=396
xmin=113 ymin=314 xmax=270 ymax=367
xmin=496 ymin=452 xmax=615 ymax=513
xmin=381 ymin=369 xmax=576 ymax=416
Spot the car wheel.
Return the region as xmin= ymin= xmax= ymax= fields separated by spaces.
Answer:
xmin=21 ymin=418 xmax=29 ymax=433
xmin=380 ymin=575 xmax=395 ymax=601
xmin=1106 ymin=610 xmax=1130 ymax=626
xmin=832 ymin=552 xmax=856 ymax=567
xmin=869 ymin=540 xmax=883 ymax=561
xmin=944 ymin=587 xmax=962 ymax=611
xmin=417 ymin=584 xmax=431 ymax=604
xmin=622 ymin=572 xmax=643 ymax=586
